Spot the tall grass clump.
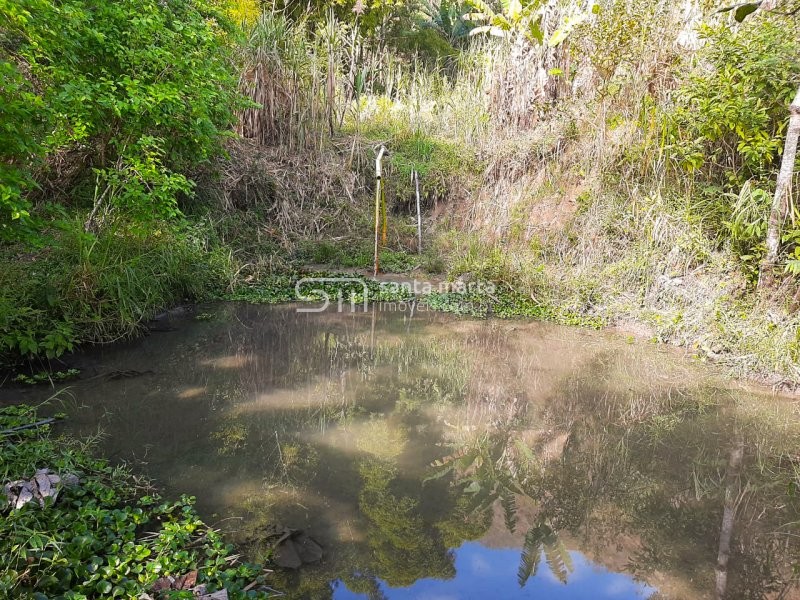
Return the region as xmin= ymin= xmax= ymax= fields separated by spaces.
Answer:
xmin=237 ymin=11 xmax=347 ymax=151
xmin=0 ymin=220 xmax=233 ymax=364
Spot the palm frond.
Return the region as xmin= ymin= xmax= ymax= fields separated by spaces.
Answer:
xmin=517 ymin=524 xmax=547 ymax=586
xmin=500 ymin=488 xmax=518 ymax=532
xmin=543 ymin=533 xmax=573 ymax=584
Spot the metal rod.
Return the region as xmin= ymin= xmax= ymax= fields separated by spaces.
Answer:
xmin=414 ymin=170 xmax=422 ymax=254
xmin=374 ymin=145 xmax=387 ymax=276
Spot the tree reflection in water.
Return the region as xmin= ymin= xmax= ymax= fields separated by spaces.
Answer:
xmin=44 ymin=304 xmax=800 ymax=599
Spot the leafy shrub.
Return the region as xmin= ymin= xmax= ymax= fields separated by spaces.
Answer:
xmin=0 ymin=59 xmax=46 ymax=239
xmin=578 ymin=0 xmax=670 ymax=83
xmin=0 ymin=0 xmax=243 ymax=238
xmin=667 ymin=19 xmax=800 ymax=187
xmin=724 ymin=181 xmax=772 ymax=280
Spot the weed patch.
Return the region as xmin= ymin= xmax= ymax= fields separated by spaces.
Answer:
xmin=0 ymin=403 xmax=269 ymax=597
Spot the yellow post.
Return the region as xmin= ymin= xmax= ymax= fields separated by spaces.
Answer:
xmin=373 ymin=145 xmax=387 ymax=276
xmin=381 ymin=184 xmax=387 ymax=246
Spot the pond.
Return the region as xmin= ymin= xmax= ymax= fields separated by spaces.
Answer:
xmin=21 ymin=302 xmax=800 ymax=599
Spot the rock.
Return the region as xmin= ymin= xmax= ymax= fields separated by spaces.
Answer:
xmin=62 ymin=473 xmax=80 ymax=487
xmin=15 ymin=484 xmax=33 ymax=510
xmin=273 ymin=539 xmax=303 ymax=569
xmin=266 ymin=525 xmax=323 ymax=569
xmin=198 ymin=592 xmax=228 ymax=600
xmin=150 ymin=570 xmax=227 ymax=598
xmin=2 ymin=468 xmax=64 ymax=510
xmin=294 ymin=532 xmax=323 ymax=564
xmin=34 ymin=471 xmax=52 ymax=496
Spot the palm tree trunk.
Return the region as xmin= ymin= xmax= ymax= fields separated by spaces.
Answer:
xmin=758 ymin=84 xmax=800 ymax=290
xmin=714 ymin=441 xmax=744 ymax=600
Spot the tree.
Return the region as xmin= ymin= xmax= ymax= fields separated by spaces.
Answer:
xmin=759 ymin=85 xmax=800 ymax=289
xmin=722 ymin=0 xmax=800 ymax=289
xmin=0 ymin=0 xmax=242 ymax=236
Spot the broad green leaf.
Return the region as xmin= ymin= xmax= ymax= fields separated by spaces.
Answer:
xmin=464 ymin=480 xmax=482 ymax=493
xmin=528 ymin=15 xmax=544 ymax=44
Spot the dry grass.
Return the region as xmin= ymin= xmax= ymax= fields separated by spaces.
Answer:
xmin=218 ymin=138 xmax=373 ymax=244
xmin=236 ymin=12 xmax=344 ymax=151
xmin=220 ymin=1 xmax=800 ymax=385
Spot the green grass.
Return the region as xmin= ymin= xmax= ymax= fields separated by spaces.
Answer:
xmin=345 ymin=112 xmax=482 ymax=204
xmin=291 ymin=240 xmax=420 ymax=273
xmin=0 ymin=217 xmax=234 ymax=366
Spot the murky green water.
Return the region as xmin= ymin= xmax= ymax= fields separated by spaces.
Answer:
xmin=22 ymin=303 xmax=800 ymax=599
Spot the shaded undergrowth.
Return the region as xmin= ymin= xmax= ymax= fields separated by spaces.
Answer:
xmin=0 ymin=403 xmax=269 ymax=598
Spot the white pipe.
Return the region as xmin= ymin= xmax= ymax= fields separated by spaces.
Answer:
xmin=375 ymin=145 xmax=387 ymax=177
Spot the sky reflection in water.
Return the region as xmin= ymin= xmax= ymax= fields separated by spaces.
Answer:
xmin=333 ymin=543 xmax=655 ymax=599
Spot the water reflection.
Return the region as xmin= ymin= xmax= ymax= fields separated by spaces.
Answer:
xmin=333 ymin=543 xmax=655 ymax=599
xmin=31 ymin=303 xmax=800 ymax=599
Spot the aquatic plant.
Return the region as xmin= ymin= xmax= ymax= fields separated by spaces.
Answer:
xmin=0 ymin=403 xmax=270 ymax=597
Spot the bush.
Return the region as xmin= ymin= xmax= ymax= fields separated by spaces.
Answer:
xmin=0 ymin=0 xmax=243 ymax=238
xmin=0 ymin=59 xmax=46 ymax=239
xmin=667 ymin=19 xmax=800 ymax=187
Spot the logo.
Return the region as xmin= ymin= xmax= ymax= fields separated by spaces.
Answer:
xmin=295 ymin=277 xmax=369 ymax=313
